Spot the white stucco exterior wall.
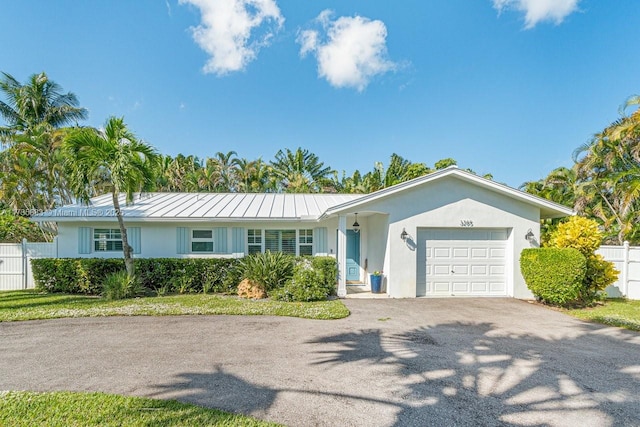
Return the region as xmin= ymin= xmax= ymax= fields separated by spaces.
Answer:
xmin=57 ymin=220 xmax=343 ymax=259
xmin=339 ymin=177 xmax=541 ymax=299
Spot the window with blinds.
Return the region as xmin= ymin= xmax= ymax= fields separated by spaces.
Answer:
xmin=265 ymin=230 xmax=296 ymax=254
xmin=248 ymin=229 xmax=313 ymax=255
xmin=94 ymin=228 xmax=123 ymax=252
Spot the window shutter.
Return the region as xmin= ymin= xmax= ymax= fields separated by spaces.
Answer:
xmin=214 ymin=227 xmax=228 ymax=253
xmin=78 ymin=227 xmax=92 ymax=254
xmin=313 ymin=227 xmax=328 ymax=255
xmin=176 ymin=227 xmax=189 ymax=254
xmin=128 ymin=227 xmax=141 ymax=254
xmin=232 ymin=227 xmax=245 ymax=255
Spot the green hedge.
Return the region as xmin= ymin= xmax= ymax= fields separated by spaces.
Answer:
xmin=31 ymin=256 xmax=338 ymax=298
xmin=135 ymin=258 xmax=238 ymax=294
xmin=32 ymin=258 xmax=239 ymax=295
xmin=32 ymin=258 xmax=124 ymax=294
xmin=520 ymin=248 xmax=587 ymax=307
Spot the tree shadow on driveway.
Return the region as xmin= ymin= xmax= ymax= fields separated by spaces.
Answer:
xmin=146 ymin=320 xmax=640 ymax=426
xmin=308 ymin=322 xmax=640 ymax=426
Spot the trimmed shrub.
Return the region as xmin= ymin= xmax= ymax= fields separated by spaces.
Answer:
xmin=548 ymin=216 xmax=619 ymax=305
xmin=32 ymin=258 xmax=123 ymax=294
xmin=520 ymin=248 xmax=587 ymax=307
xmin=271 ymin=259 xmax=335 ymax=302
xmin=32 ymin=258 xmax=240 ymax=295
xmin=239 ymin=251 xmax=295 ymax=291
xmin=102 ymin=271 xmax=145 ymax=300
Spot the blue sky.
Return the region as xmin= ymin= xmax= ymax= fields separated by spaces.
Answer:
xmin=1 ymin=0 xmax=639 ymax=188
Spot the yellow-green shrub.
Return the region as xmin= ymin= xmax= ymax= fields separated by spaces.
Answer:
xmin=548 ymin=216 xmax=619 ymax=305
xmin=549 ymin=216 xmax=602 ymax=256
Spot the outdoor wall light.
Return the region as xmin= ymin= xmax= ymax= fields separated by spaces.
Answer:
xmin=401 ymin=228 xmax=408 ymax=241
xmin=525 ymin=229 xmax=535 ymax=241
xmin=352 ymin=213 xmax=360 ymax=233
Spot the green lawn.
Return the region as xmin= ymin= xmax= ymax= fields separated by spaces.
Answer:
xmin=566 ymin=299 xmax=640 ymax=331
xmin=0 ymin=391 xmax=280 ymax=427
xmin=0 ymin=290 xmax=350 ymax=322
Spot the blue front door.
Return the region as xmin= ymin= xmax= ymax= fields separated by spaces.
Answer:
xmin=346 ymin=230 xmax=360 ymax=282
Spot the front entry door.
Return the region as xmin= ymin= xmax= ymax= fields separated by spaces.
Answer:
xmin=346 ymin=230 xmax=361 ymax=282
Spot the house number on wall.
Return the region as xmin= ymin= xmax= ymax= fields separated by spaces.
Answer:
xmin=460 ymin=220 xmax=474 ymax=227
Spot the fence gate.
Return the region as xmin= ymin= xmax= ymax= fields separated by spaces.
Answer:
xmin=0 ymin=239 xmax=58 ymax=291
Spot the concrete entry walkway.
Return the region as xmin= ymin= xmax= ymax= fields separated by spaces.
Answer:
xmin=346 ymin=283 xmax=388 ymax=298
xmin=1 ymin=298 xmax=640 ymax=426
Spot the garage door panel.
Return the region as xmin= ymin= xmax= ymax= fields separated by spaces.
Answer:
xmin=417 ymin=228 xmax=508 ymax=297
xmin=452 ymin=248 xmax=469 ymax=258
xmin=452 ymin=265 xmax=468 ymax=275
xmin=490 ymin=265 xmax=505 ymax=275
xmin=490 ymin=282 xmax=506 ymax=292
xmin=471 ymin=282 xmax=488 ymax=292
xmin=433 ymin=265 xmax=450 ymax=275
xmin=433 ymin=282 xmax=451 ymax=293
xmin=471 ymin=265 xmax=487 ymax=275
xmin=452 ymin=282 xmax=470 ymax=292
xmin=471 ymin=248 xmax=488 ymax=258
xmin=433 ymin=248 xmax=451 ymax=258
xmin=490 ymin=248 xmax=506 ymax=258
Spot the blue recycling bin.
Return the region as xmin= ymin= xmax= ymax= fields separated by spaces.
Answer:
xmin=370 ymin=274 xmax=383 ymax=293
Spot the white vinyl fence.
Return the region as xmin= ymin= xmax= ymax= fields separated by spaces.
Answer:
xmin=598 ymin=242 xmax=640 ymax=300
xmin=0 ymin=238 xmax=58 ymax=291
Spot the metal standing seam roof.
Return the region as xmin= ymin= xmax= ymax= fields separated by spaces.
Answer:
xmin=34 ymin=193 xmax=365 ymax=222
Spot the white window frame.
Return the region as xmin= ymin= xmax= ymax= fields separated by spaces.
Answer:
xmin=191 ymin=229 xmax=214 ymax=253
xmin=298 ymin=229 xmax=313 ymax=256
xmin=94 ymin=228 xmax=123 ymax=252
xmin=265 ymin=229 xmax=296 ymax=255
xmin=247 ymin=229 xmax=263 ymax=255
xmin=247 ymin=229 xmax=314 ymax=256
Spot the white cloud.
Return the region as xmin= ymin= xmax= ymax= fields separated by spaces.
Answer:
xmin=297 ymin=10 xmax=397 ymax=92
xmin=179 ymin=0 xmax=284 ymax=75
xmin=493 ymin=0 xmax=580 ymax=29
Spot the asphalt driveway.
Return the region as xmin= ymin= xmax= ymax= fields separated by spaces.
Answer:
xmin=1 ymin=298 xmax=640 ymax=426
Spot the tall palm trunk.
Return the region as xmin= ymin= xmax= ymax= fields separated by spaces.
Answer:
xmin=112 ymin=192 xmax=134 ymax=277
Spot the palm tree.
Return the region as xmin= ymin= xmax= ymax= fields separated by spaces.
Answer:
xmin=270 ymin=148 xmax=333 ymax=193
xmin=64 ymin=116 xmax=159 ymax=276
xmin=206 ymin=151 xmax=239 ymax=192
xmin=569 ymin=96 xmax=640 ymax=244
xmin=0 ymin=71 xmax=87 ymax=144
xmin=0 ymin=72 xmax=87 ymax=214
xmin=236 ymin=158 xmax=272 ymax=192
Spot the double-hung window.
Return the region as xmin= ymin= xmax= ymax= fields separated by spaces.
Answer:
xmin=298 ymin=229 xmax=313 ymax=256
xmin=247 ymin=229 xmax=262 ymax=254
xmin=94 ymin=228 xmax=123 ymax=252
xmin=191 ymin=229 xmax=214 ymax=252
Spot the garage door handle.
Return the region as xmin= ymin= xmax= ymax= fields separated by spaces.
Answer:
xmin=451 ymin=270 xmax=454 ymax=273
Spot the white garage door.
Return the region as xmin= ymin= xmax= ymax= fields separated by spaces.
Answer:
xmin=416 ymin=229 xmax=508 ymax=297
